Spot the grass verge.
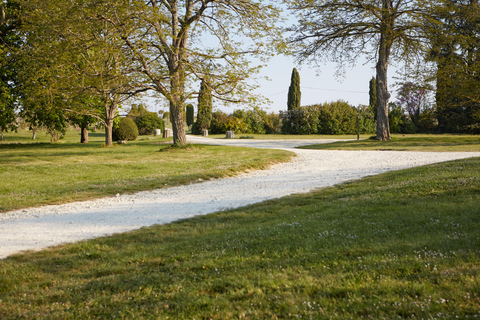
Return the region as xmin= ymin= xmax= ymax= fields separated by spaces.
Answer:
xmin=299 ymin=134 xmax=480 ymax=152
xmin=1 ymin=157 xmax=479 ymax=318
xmin=0 ymin=131 xmax=293 ymax=212
xmin=198 ymin=133 xmax=369 ymax=140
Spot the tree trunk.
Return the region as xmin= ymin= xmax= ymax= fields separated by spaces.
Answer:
xmin=80 ymin=117 xmax=89 ymax=143
xmin=375 ymin=0 xmax=393 ymax=141
xmin=1 ymin=128 xmax=4 ymax=141
xmin=105 ymin=118 xmax=114 ymax=147
xmin=170 ymin=100 xmax=187 ymax=145
xmin=32 ymin=128 xmax=37 ymax=140
xmin=81 ymin=127 xmax=89 ymax=143
xmin=104 ymin=103 xmax=117 ymax=147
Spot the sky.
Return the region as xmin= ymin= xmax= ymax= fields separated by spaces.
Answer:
xmin=250 ymin=55 xmax=377 ymax=114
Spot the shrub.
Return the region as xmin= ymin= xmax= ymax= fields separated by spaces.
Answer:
xmin=210 ymin=111 xmax=230 ymax=134
xmin=135 ymin=112 xmax=165 ymax=135
xmin=210 ymin=111 xmax=248 ymax=134
xmin=357 ymin=104 xmax=376 ymax=134
xmin=113 ymin=117 xmax=139 ymax=141
xmin=263 ymin=112 xmax=282 ymax=134
xmin=389 ymin=103 xmax=417 ymax=134
xmin=318 ymin=100 xmax=357 ymax=135
xmin=233 ymin=108 xmax=266 ymax=134
xmin=281 ymin=105 xmax=321 ymax=134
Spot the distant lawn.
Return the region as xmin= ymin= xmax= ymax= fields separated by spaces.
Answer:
xmin=0 ymin=130 xmax=293 ymax=212
xmin=1 ymin=157 xmax=479 ymax=318
xmin=197 ymin=133 xmax=368 ymax=140
xmin=299 ymin=134 xmax=480 ymax=152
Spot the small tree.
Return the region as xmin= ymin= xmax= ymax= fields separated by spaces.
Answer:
xmin=186 ymin=104 xmax=194 ymax=127
xmin=195 ymin=80 xmax=213 ymax=132
xmin=287 ymin=68 xmax=301 ymax=111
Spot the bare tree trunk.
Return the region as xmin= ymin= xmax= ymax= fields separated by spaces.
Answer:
xmin=81 ymin=127 xmax=89 ymax=143
xmin=105 ymin=118 xmax=114 ymax=146
xmin=104 ymin=104 xmax=117 ymax=147
xmin=375 ymin=0 xmax=393 ymax=141
xmin=1 ymin=128 xmax=4 ymax=141
xmin=170 ymin=101 xmax=187 ymax=145
xmin=80 ymin=117 xmax=89 ymax=143
xmin=32 ymin=128 xmax=37 ymax=140
xmin=376 ymin=59 xmax=391 ymax=141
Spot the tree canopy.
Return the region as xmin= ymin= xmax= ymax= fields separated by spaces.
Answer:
xmin=286 ymin=0 xmax=434 ymax=140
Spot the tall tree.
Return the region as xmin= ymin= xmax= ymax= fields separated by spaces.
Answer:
xmin=186 ymin=104 xmax=194 ymax=127
xmin=195 ymin=79 xmax=213 ymax=131
xmin=0 ymin=0 xmax=20 ymax=140
xmin=287 ymin=68 xmax=301 ymax=111
xmin=286 ymin=0 xmax=433 ymax=140
xmin=19 ymin=0 xmax=145 ymax=146
xmin=101 ymin=0 xmax=284 ymax=145
xmin=428 ymin=0 xmax=480 ymax=133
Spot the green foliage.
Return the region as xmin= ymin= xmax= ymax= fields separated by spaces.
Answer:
xmin=263 ymin=112 xmax=282 ymax=134
xmin=126 ymin=104 xmax=149 ymax=121
xmin=428 ymin=0 xmax=480 ymax=133
xmin=287 ymin=68 xmax=301 ymax=111
xmin=113 ymin=117 xmax=139 ymax=141
xmin=388 ymin=103 xmax=417 ymax=134
xmin=281 ymin=100 xmax=368 ymax=135
xmin=210 ymin=110 xmax=248 ymax=134
xmin=186 ymin=104 xmax=194 ymax=127
xmin=281 ymin=105 xmax=321 ymax=134
xmin=134 ymin=112 xmax=164 ymax=135
xmin=233 ymin=108 xmax=266 ymax=134
xmin=195 ymin=80 xmax=213 ymax=132
xmin=317 ymin=100 xmax=357 ymax=135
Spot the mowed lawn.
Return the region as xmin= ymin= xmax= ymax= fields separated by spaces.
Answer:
xmin=0 ymin=132 xmax=479 ymax=319
xmin=0 ymin=130 xmax=293 ymax=212
xmin=299 ymin=134 xmax=480 ymax=152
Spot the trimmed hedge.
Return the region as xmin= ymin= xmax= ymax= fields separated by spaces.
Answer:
xmin=113 ymin=117 xmax=139 ymax=141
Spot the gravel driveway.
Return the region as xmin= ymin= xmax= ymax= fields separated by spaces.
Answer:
xmin=2 ymin=136 xmax=479 ymax=259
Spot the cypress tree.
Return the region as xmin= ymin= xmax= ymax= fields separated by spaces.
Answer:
xmin=369 ymin=77 xmax=377 ymax=121
xmin=186 ymin=104 xmax=194 ymax=127
xmin=196 ymin=79 xmax=212 ymax=130
xmin=287 ymin=68 xmax=301 ymax=111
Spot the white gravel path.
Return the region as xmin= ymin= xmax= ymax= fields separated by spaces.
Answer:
xmin=2 ymin=136 xmax=479 ymax=259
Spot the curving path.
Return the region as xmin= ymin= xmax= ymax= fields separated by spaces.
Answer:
xmin=1 ymin=136 xmax=479 ymax=259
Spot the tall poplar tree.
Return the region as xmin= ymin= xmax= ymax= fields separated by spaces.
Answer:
xmin=186 ymin=104 xmax=194 ymax=128
xmin=287 ymin=68 xmax=301 ymax=111
xmin=196 ymin=80 xmax=213 ymax=131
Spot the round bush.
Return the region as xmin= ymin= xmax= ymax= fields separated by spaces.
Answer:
xmin=113 ymin=117 xmax=139 ymax=141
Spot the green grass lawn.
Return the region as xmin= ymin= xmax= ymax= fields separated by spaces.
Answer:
xmin=299 ymin=134 xmax=480 ymax=152
xmin=1 ymin=155 xmax=479 ymax=318
xmin=0 ymin=129 xmax=293 ymax=212
xmin=199 ymin=133 xmax=370 ymax=140
xmin=1 ymin=130 xmax=479 ymax=318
